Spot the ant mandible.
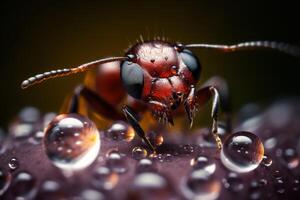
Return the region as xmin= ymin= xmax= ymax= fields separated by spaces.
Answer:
xmin=21 ymin=38 xmax=300 ymax=153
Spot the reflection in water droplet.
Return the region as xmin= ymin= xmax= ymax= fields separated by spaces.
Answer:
xmin=10 ymin=171 xmax=36 ymax=199
xmin=282 ymin=148 xmax=299 ymax=169
xmin=92 ymin=167 xmax=119 ymax=190
xmin=261 ymin=155 xmax=272 ymax=167
xmin=44 ymin=114 xmax=100 ymax=171
xmin=106 ymin=150 xmax=127 ymax=174
xmin=147 ymin=131 xmax=164 ymax=146
xmin=132 ymin=147 xmax=148 ymax=160
xmin=80 ymin=189 xmax=105 ymax=200
xmin=0 ymin=169 xmax=11 ymax=196
xmin=127 ymin=172 xmax=173 ymax=200
xmin=104 ymin=121 xmax=135 ymax=142
xmin=8 ymin=157 xmax=19 ymax=171
xmin=190 ymin=156 xmax=216 ymax=176
xmin=222 ymin=173 xmax=244 ymax=192
xmin=221 ymin=131 xmax=264 ymax=173
xmin=181 ymin=169 xmax=221 ymax=200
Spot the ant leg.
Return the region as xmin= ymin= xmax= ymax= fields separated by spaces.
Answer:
xmin=68 ymin=85 xmax=125 ymax=120
xmin=185 ymin=85 xmax=222 ymax=150
xmin=122 ymin=105 xmax=156 ymax=153
xmin=201 ymin=76 xmax=232 ymax=132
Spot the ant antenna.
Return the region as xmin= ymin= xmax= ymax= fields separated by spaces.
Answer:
xmin=185 ymin=41 xmax=300 ymax=57
xmin=21 ymin=56 xmax=128 ymax=89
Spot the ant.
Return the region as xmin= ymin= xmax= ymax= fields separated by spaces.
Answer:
xmin=21 ymin=38 xmax=300 ymax=153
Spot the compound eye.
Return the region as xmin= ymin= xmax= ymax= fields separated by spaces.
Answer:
xmin=121 ymin=61 xmax=144 ymax=99
xmin=180 ymin=49 xmax=201 ymax=81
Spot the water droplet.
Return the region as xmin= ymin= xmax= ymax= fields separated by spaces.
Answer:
xmin=91 ymin=167 xmax=119 ymax=190
xmin=264 ymin=137 xmax=277 ymax=150
xmin=136 ymin=158 xmax=156 ymax=173
xmin=44 ymin=114 xmax=100 ymax=171
xmin=104 ymin=121 xmax=135 ymax=142
xmin=182 ymin=145 xmax=195 ymax=154
xmin=190 ymin=156 xmax=216 ymax=176
xmin=36 ymin=180 xmax=62 ymax=200
xmin=261 ymin=155 xmax=272 ymax=167
xmin=127 ymin=172 xmax=173 ymax=200
xmin=8 ymin=157 xmax=19 ymax=171
xmin=106 ymin=150 xmax=127 ymax=174
xmin=181 ymin=169 xmax=221 ymax=200
xmin=132 ymin=146 xmax=148 ymax=160
xmin=18 ymin=107 xmax=40 ymax=123
xmin=147 ymin=131 xmax=164 ymax=146
xmin=293 ymin=179 xmax=300 ymax=191
xmin=9 ymin=123 xmax=34 ymax=138
xmin=275 ymin=179 xmax=285 ymax=194
xmin=10 ymin=171 xmax=36 ymax=199
xmin=282 ymin=148 xmax=299 ymax=169
xmin=80 ymin=189 xmax=105 ymax=200
xmin=273 ymin=170 xmax=282 ymax=180
xmin=222 ymin=173 xmax=244 ymax=192
xmin=221 ymin=131 xmax=264 ymax=173
xmin=0 ymin=169 xmax=11 ymax=195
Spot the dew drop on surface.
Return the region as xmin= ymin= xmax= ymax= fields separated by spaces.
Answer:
xmin=8 ymin=157 xmax=19 ymax=171
xmin=18 ymin=107 xmax=40 ymax=123
xmin=91 ymin=167 xmax=119 ymax=190
xmin=190 ymin=156 xmax=216 ymax=176
xmin=80 ymin=189 xmax=105 ymax=200
xmin=221 ymin=131 xmax=264 ymax=173
xmin=128 ymin=172 xmax=173 ymax=200
xmin=36 ymin=180 xmax=62 ymax=200
xmin=181 ymin=169 xmax=221 ymax=200
xmin=222 ymin=173 xmax=244 ymax=192
xmin=104 ymin=121 xmax=135 ymax=142
xmin=44 ymin=114 xmax=100 ymax=171
xmin=274 ymin=179 xmax=285 ymax=194
xmin=0 ymin=169 xmax=11 ymax=196
xmin=106 ymin=150 xmax=127 ymax=174
xmin=132 ymin=146 xmax=148 ymax=160
xmin=264 ymin=137 xmax=277 ymax=150
xmin=10 ymin=171 xmax=36 ymax=198
xmin=261 ymin=155 xmax=272 ymax=167
xmin=136 ymin=158 xmax=156 ymax=173
xmin=282 ymin=148 xmax=299 ymax=169
xmin=147 ymin=131 xmax=164 ymax=146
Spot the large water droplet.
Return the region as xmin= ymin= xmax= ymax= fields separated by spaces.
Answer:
xmin=104 ymin=121 xmax=135 ymax=142
xmin=190 ymin=156 xmax=216 ymax=176
xmin=44 ymin=114 xmax=100 ymax=171
xmin=10 ymin=171 xmax=36 ymax=199
xmin=181 ymin=169 xmax=221 ymax=200
xmin=8 ymin=157 xmax=19 ymax=171
xmin=0 ymin=169 xmax=11 ymax=196
xmin=132 ymin=146 xmax=148 ymax=160
xmin=222 ymin=173 xmax=244 ymax=192
xmin=106 ymin=150 xmax=127 ymax=174
xmin=221 ymin=131 xmax=264 ymax=173
xmin=91 ymin=167 xmax=119 ymax=190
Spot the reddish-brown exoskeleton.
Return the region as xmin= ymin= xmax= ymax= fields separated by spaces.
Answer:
xmin=21 ymin=39 xmax=300 ymax=152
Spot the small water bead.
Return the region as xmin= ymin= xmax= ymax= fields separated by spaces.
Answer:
xmin=44 ymin=114 xmax=100 ymax=171
xmin=10 ymin=171 xmax=36 ymax=199
xmin=264 ymin=137 xmax=277 ymax=150
xmin=91 ymin=167 xmax=119 ymax=190
xmin=190 ymin=156 xmax=216 ymax=176
xmin=106 ymin=150 xmax=127 ymax=174
xmin=147 ymin=131 xmax=164 ymax=146
xmin=36 ymin=180 xmax=62 ymax=200
xmin=8 ymin=157 xmax=19 ymax=171
xmin=182 ymin=169 xmax=221 ymax=200
xmin=18 ymin=107 xmax=40 ymax=123
xmin=132 ymin=146 xmax=148 ymax=160
xmin=0 ymin=169 xmax=11 ymax=196
xmin=221 ymin=131 xmax=264 ymax=173
xmin=292 ymin=179 xmax=300 ymax=191
xmin=128 ymin=172 xmax=173 ymax=200
xmin=222 ymin=173 xmax=244 ymax=193
xmin=261 ymin=155 xmax=273 ymax=167
xmin=274 ymin=179 xmax=285 ymax=194
xmin=104 ymin=121 xmax=135 ymax=142
xmin=282 ymin=148 xmax=299 ymax=169
xmin=136 ymin=158 xmax=156 ymax=173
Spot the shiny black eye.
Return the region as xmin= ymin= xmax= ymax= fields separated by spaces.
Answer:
xmin=180 ymin=49 xmax=201 ymax=81
xmin=121 ymin=61 xmax=144 ymax=99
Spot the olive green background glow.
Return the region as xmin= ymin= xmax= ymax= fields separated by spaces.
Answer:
xmin=1 ymin=1 xmax=300 ymax=128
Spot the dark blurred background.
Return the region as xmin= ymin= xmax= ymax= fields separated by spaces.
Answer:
xmin=1 ymin=0 xmax=300 ymax=128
